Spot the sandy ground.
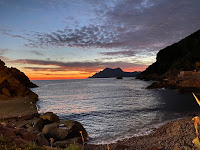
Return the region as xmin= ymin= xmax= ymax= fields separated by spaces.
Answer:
xmin=85 ymin=116 xmax=198 ymax=150
xmin=0 ymin=95 xmax=38 ymax=119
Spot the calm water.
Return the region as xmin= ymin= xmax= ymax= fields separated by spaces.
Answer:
xmin=31 ymin=78 xmax=198 ymax=144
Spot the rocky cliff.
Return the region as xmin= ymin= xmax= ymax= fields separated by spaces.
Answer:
xmin=89 ymin=67 xmax=140 ymax=78
xmin=0 ymin=59 xmax=38 ymax=98
xmin=137 ymin=29 xmax=200 ymax=80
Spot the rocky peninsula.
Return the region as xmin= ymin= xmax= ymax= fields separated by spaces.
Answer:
xmin=137 ymin=29 xmax=200 ymax=94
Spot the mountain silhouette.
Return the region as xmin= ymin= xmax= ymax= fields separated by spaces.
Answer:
xmin=89 ymin=67 xmax=140 ymax=78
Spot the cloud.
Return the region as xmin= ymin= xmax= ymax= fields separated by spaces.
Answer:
xmin=0 ymin=28 xmax=31 ymax=41
xmin=0 ymin=48 xmax=8 ymax=55
xmin=0 ymin=48 xmax=11 ymax=61
xmin=100 ymin=50 xmax=136 ymax=56
xmin=12 ymin=59 xmax=146 ymax=72
xmin=30 ymin=50 xmax=44 ymax=56
xmin=25 ymin=0 xmax=200 ymax=57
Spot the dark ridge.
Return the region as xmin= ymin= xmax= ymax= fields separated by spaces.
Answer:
xmin=137 ymin=29 xmax=200 ymax=80
xmin=89 ymin=67 xmax=140 ymax=78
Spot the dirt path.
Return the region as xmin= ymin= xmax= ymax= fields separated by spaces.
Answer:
xmin=0 ymin=95 xmax=38 ymax=119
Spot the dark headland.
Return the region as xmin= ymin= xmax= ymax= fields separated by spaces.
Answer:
xmin=89 ymin=67 xmax=140 ymax=78
xmin=137 ymin=29 xmax=200 ymax=94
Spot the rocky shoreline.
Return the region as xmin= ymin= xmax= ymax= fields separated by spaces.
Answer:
xmin=0 ymin=58 xmax=199 ymax=149
xmin=0 ymin=112 xmax=88 ymax=149
xmin=86 ymin=116 xmax=197 ymax=150
xmin=146 ymin=72 xmax=200 ymax=94
xmin=0 ymin=109 xmax=198 ymax=150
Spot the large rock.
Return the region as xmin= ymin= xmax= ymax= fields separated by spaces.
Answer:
xmin=42 ymin=122 xmax=69 ymax=141
xmin=60 ymin=120 xmax=88 ymax=141
xmin=40 ymin=112 xmax=60 ymax=123
xmin=37 ymin=133 xmax=50 ymax=146
xmin=42 ymin=120 xmax=88 ymax=144
xmin=15 ymin=117 xmax=44 ymax=133
xmin=146 ymin=81 xmax=165 ymax=89
xmin=2 ymin=88 xmax=11 ymax=96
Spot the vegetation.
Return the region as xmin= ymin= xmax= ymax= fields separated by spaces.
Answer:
xmin=192 ymin=93 xmax=200 ymax=149
xmin=0 ymin=136 xmax=45 ymax=150
xmin=65 ymin=144 xmax=81 ymax=150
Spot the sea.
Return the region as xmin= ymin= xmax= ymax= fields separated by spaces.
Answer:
xmin=31 ymin=78 xmax=199 ymax=144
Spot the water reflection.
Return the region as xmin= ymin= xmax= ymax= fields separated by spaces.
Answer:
xmin=32 ymin=78 xmax=199 ymax=144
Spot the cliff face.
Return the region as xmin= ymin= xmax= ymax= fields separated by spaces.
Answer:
xmin=137 ymin=29 xmax=200 ymax=80
xmin=90 ymin=67 xmax=140 ymax=78
xmin=0 ymin=59 xmax=38 ymax=98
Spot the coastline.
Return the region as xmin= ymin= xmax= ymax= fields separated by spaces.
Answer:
xmin=0 ymin=84 xmax=198 ymax=149
xmin=86 ymin=116 xmax=197 ymax=150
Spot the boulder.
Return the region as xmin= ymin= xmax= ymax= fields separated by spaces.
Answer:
xmin=30 ymin=117 xmax=45 ymax=132
xmin=37 ymin=133 xmax=50 ymax=146
xmin=60 ymin=120 xmax=88 ymax=141
xmin=42 ymin=123 xmax=69 ymax=141
xmin=146 ymin=81 xmax=165 ymax=89
xmin=2 ymin=88 xmax=11 ymax=96
xmin=20 ymin=131 xmax=38 ymax=141
xmin=40 ymin=112 xmax=60 ymax=123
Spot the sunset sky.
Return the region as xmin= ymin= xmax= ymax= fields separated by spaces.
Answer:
xmin=0 ymin=0 xmax=200 ymax=80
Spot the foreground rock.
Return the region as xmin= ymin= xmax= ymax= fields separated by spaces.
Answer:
xmin=40 ymin=112 xmax=60 ymax=123
xmin=0 ymin=122 xmax=49 ymax=147
xmin=1 ymin=112 xmax=88 ymax=149
xmin=146 ymin=72 xmax=200 ymax=94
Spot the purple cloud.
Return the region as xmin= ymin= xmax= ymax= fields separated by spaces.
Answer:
xmin=12 ymin=59 xmax=147 ymax=72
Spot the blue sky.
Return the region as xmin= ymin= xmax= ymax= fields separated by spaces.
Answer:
xmin=0 ymin=0 xmax=200 ymax=79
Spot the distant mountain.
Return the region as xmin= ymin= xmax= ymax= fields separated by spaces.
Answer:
xmin=89 ymin=67 xmax=140 ymax=78
xmin=137 ymin=29 xmax=200 ymax=80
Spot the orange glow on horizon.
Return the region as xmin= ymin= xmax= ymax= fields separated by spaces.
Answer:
xmin=25 ymin=66 xmax=147 ymax=80
xmin=30 ymin=76 xmax=87 ymax=80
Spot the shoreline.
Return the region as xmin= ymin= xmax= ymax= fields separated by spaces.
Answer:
xmin=85 ymin=116 xmax=197 ymax=150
